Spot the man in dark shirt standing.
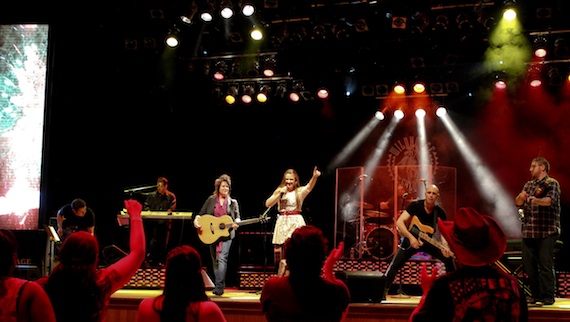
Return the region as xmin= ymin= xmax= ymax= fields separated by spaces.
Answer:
xmin=381 ymin=184 xmax=455 ymax=301
xmin=57 ymin=198 xmax=95 ymax=242
xmin=144 ymin=176 xmax=176 ymax=266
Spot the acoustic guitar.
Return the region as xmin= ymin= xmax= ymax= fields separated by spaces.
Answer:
xmin=197 ymin=214 xmax=271 ymax=245
xmin=406 ymin=216 xmax=455 ymax=258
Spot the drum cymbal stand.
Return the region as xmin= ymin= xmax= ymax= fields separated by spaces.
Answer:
xmin=348 ymin=213 xmax=367 ymax=259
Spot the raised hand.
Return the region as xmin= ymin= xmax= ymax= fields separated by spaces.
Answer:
xmin=124 ymin=199 xmax=143 ymax=221
xmin=419 ymin=263 xmax=439 ymax=294
xmin=324 ymin=241 xmax=344 ymax=281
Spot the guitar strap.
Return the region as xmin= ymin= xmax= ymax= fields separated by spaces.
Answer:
xmin=432 ymin=206 xmax=438 ymax=235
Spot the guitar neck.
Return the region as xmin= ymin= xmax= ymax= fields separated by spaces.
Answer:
xmin=238 ymin=215 xmax=270 ymax=226
xmin=418 ymin=231 xmax=454 ymax=257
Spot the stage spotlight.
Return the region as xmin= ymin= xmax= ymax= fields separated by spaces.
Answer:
xmin=393 ymin=83 xmax=406 ymax=95
xmin=410 ymin=57 xmax=425 ymax=68
xmin=533 ymin=37 xmax=548 ymax=59
xmin=241 ymin=84 xmax=255 ymax=104
xmin=220 ymin=0 xmax=234 ymax=19
xmin=317 ymin=88 xmax=329 ymax=100
xmin=262 ymin=55 xmax=276 ymax=77
xmin=213 ymin=60 xmax=227 ymax=80
xmin=124 ymin=38 xmax=138 ymax=50
xmin=241 ymin=2 xmax=255 ymax=16
xmin=429 ymin=82 xmax=444 ymax=94
xmin=289 ymin=92 xmax=301 ymax=102
xmin=289 ymin=82 xmax=305 ymax=102
xmin=256 ymin=85 xmax=270 ymax=103
xmin=180 ymin=2 xmax=198 ymax=24
xmin=374 ymin=111 xmax=385 ymax=120
xmin=554 ymin=38 xmax=569 ymax=58
xmin=436 ymin=107 xmax=447 ymax=117
xmin=432 ymin=14 xmax=448 ymax=32
xmin=362 ymin=85 xmax=375 ymax=97
xmin=548 ymin=66 xmax=563 ymax=86
xmin=225 ymin=84 xmax=239 ymax=105
xmin=200 ymin=2 xmax=215 ymax=22
xmin=312 ymin=24 xmax=327 ymax=41
xmin=495 ymin=79 xmax=507 ymax=90
xmin=502 ymin=1 xmax=517 ymax=20
xmin=394 ymin=110 xmax=404 ymax=120
xmin=275 ymin=81 xmax=287 ymax=98
xmin=536 ymin=7 xmax=552 ymax=19
xmin=376 ymin=84 xmax=389 ymax=96
xmin=445 ymin=82 xmax=459 ymax=93
xmin=415 ymin=108 xmax=426 ymax=118
xmin=354 ymin=19 xmax=369 ymax=32
xmin=165 ymin=27 xmax=180 ymax=48
xmin=250 ymin=27 xmax=263 ymax=40
xmin=527 ymin=66 xmax=542 ymax=87
xmin=412 ymin=81 xmax=426 ymax=94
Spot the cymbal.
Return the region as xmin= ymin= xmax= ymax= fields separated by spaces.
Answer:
xmin=347 ymin=201 xmax=374 ymax=210
xmin=364 ymin=210 xmax=391 ymax=218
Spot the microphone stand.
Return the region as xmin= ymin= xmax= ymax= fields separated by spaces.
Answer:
xmin=252 ymin=206 xmax=273 ymax=295
xmin=393 ymin=193 xmax=410 ymax=299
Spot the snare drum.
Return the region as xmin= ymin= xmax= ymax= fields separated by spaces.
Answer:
xmin=364 ymin=227 xmax=395 ymax=260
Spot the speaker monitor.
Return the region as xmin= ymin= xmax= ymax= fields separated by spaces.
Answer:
xmin=336 ymin=271 xmax=386 ymax=303
xmin=14 ymin=265 xmax=41 ymax=281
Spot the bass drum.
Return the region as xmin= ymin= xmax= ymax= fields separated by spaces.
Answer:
xmin=364 ymin=227 xmax=395 ymax=260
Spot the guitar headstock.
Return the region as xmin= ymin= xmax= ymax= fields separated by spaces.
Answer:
xmin=259 ymin=214 xmax=271 ymax=224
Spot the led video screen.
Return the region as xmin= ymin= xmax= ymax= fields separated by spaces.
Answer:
xmin=0 ymin=24 xmax=49 ymax=230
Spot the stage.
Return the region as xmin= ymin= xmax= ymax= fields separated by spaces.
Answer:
xmin=108 ymin=287 xmax=570 ymax=322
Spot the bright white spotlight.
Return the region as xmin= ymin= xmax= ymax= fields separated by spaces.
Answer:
xmin=415 ymin=108 xmax=426 ymax=118
xmin=436 ymin=107 xmax=447 ymax=117
xmin=394 ymin=110 xmax=404 ymax=119
xmin=250 ymin=28 xmax=263 ymax=40
xmin=242 ymin=4 xmax=255 ymax=16
xmin=165 ymin=35 xmax=179 ymax=48
xmin=220 ymin=0 xmax=234 ymax=19
xmin=503 ymin=9 xmax=516 ymax=20
xmin=374 ymin=111 xmax=385 ymax=120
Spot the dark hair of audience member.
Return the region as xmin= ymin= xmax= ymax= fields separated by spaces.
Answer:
xmin=0 ymin=229 xmax=18 ymax=277
xmin=43 ymin=231 xmax=102 ymax=321
xmin=158 ymin=245 xmax=210 ymax=322
xmin=284 ymin=225 xmax=328 ymax=279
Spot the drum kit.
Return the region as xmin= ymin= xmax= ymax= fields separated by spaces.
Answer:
xmin=346 ymin=201 xmax=395 ymax=260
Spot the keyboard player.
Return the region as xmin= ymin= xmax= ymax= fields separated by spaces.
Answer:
xmin=144 ymin=176 xmax=177 ymax=267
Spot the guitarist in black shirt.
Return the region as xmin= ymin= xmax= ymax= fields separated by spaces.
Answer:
xmin=381 ymin=184 xmax=455 ymax=301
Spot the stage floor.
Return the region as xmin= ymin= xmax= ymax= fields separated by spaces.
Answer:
xmin=109 ymin=287 xmax=570 ymax=322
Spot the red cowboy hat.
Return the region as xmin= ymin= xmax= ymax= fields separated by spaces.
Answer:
xmin=438 ymin=207 xmax=506 ymax=266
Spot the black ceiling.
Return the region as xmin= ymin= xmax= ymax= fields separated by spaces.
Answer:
xmin=3 ymin=0 xmax=569 ymax=104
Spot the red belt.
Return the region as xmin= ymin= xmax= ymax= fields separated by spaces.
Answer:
xmin=280 ymin=211 xmax=301 ymax=216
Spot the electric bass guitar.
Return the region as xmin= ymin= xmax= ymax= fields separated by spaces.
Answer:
xmin=406 ymin=216 xmax=455 ymax=258
xmin=197 ymin=214 xmax=271 ymax=245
